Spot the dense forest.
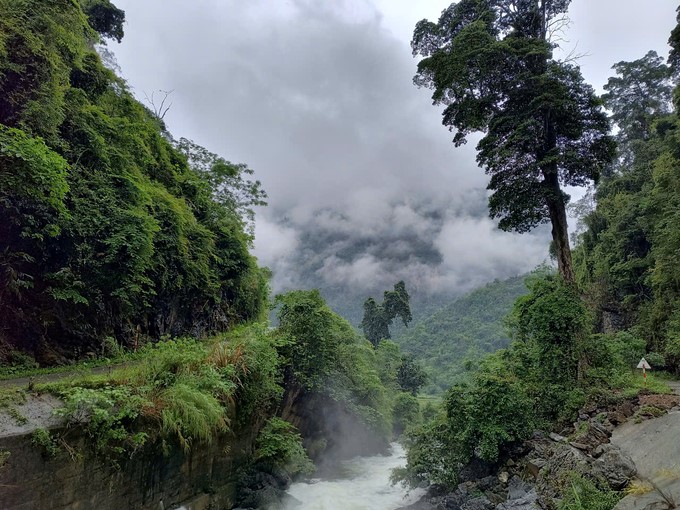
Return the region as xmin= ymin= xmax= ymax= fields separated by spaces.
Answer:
xmin=394 ymin=274 xmax=529 ymax=393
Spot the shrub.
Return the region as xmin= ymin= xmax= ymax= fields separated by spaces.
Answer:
xmin=254 ymin=417 xmax=314 ymax=477
xmin=54 ymin=386 xmax=148 ymax=460
xmin=31 ymin=428 xmax=61 ymax=459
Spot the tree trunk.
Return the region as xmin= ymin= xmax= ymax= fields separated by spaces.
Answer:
xmin=544 ymin=173 xmax=576 ymax=285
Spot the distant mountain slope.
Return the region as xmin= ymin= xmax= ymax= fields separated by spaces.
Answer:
xmin=394 ymin=275 xmax=529 ymax=393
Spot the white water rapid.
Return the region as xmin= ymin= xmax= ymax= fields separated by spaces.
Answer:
xmin=282 ymin=443 xmax=424 ymax=510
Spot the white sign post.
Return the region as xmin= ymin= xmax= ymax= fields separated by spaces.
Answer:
xmin=637 ymin=357 xmax=651 ymax=386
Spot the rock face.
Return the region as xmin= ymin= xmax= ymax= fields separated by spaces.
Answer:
xmin=0 ymin=424 xmax=254 ymax=510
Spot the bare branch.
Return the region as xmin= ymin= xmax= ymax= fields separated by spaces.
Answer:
xmin=143 ymin=89 xmax=174 ymax=120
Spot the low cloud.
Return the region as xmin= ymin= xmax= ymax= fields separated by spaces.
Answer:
xmin=114 ymin=0 xmax=554 ymax=302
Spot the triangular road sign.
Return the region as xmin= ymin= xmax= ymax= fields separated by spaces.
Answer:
xmin=637 ymin=357 xmax=651 ymax=370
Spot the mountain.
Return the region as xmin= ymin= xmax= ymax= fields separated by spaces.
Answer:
xmin=393 ymin=274 xmax=530 ymax=393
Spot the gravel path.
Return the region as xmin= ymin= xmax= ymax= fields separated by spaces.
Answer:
xmin=0 ymin=364 xmax=127 ymax=390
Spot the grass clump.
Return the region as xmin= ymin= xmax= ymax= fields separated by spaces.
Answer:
xmin=159 ymin=383 xmax=227 ymax=451
xmin=624 ymin=480 xmax=654 ymax=496
xmin=558 ymin=473 xmax=622 ymax=510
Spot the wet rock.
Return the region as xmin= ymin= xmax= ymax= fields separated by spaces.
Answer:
xmin=507 ymin=476 xmax=533 ymax=500
xmin=395 ymin=498 xmax=438 ymax=510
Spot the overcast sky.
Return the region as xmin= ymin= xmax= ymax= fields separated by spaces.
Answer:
xmin=111 ymin=0 xmax=677 ymax=296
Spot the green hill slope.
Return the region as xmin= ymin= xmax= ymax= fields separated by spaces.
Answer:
xmin=394 ymin=275 xmax=529 ymax=393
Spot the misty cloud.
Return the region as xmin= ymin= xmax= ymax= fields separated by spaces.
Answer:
xmin=111 ymin=0 xmax=675 ymax=301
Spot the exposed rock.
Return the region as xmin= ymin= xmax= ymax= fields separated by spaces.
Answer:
xmin=569 ymin=420 xmax=611 ymax=453
xmin=459 ymin=458 xmax=495 ymax=483
xmin=395 ymin=499 xmax=438 ymax=510
xmin=549 ymin=432 xmax=567 ymax=443
xmin=507 ymin=476 xmax=533 ymax=500
xmin=496 ymin=489 xmax=539 ymax=510
xmin=461 ymin=496 xmax=495 ymax=510
xmin=526 ymin=459 xmax=547 ymax=478
xmin=499 ymin=472 xmax=510 ymax=484
xmin=591 ymin=446 xmax=636 ymax=490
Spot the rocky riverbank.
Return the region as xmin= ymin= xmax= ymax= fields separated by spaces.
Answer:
xmin=399 ymin=389 xmax=680 ymax=510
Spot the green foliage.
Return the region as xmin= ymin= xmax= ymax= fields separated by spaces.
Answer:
xmin=412 ymin=0 xmax=614 ymax=282
xmin=573 ymin=46 xmax=680 ymax=373
xmin=175 ymin=138 xmax=267 ymax=240
xmin=221 ymin=325 xmax=284 ymax=427
xmin=54 ymin=386 xmax=148 ymax=461
xmin=396 ymin=359 xmax=536 ymax=489
xmin=276 ymin=290 xmax=397 ymax=440
xmin=397 ymin=354 xmax=428 ymax=396
xmin=511 ymin=273 xmax=590 ymax=391
xmin=31 ymin=428 xmax=61 ymax=459
xmin=159 ymin=383 xmax=226 ymax=451
xmin=392 ymin=392 xmax=421 ymax=436
xmin=0 ymin=0 xmax=267 ymax=358
xmin=392 ymin=415 xmax=461 ymax=489
xmin=275 ymin=290 xmax=340 ymax=390
xmin=80 ymin=0 xmax=125 ymax=42
xmin=395 ymin=275 xmax=529 ymax=393
xmin=361 ymin=281 xmax=412 ymax=347
xmin=602 ymin=51 xmax=672 ymax=165
xmin=254 ymin=417 xmax=314 ymax=477
xmin=446 ymin=373 xmax=536 ymax=464
xmin=558 ymin=473 xmax=622 ymax=510
xmin=38 ymin=328 xmax=283 ymax=460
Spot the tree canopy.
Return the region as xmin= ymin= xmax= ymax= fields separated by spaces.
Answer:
xmin=411 ymin=0 xmax=615 ymax=283
xmin=361 ymin=281 xmax=412 ymax=347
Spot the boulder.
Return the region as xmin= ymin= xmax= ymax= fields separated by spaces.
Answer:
xmin=496 ymin=489 xmax=539 ymax=510
xmin=591 ymin=446 xmax=636 ymax=490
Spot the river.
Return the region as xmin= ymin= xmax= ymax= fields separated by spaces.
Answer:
xmin=282 ymin=443 xmax=424 ymax=510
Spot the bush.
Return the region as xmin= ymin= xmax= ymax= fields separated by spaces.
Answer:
xmin=54 ymin=386 xmax=148 ymax=460
xmin=254 ymin=417 xmax=314 ymax=477
xmin=392 ymin=417 xmax=462 ymax=489
xmin=447 ymin=373 xmax=536 ymax=464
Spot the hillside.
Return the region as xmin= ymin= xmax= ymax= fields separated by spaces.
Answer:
xmin=0 ymin=0 xmax=268 ymax=363
xmin=394 ymin=274 xmax=530 ymax=393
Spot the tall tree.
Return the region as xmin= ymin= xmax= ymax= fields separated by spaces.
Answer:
xmin=361 ymin=281 xmax=412 ymax=347
xmin=411 ymin=0 xmax=615 ymax=284
xmin=602 ymin=51 xmax=672 ymax=166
